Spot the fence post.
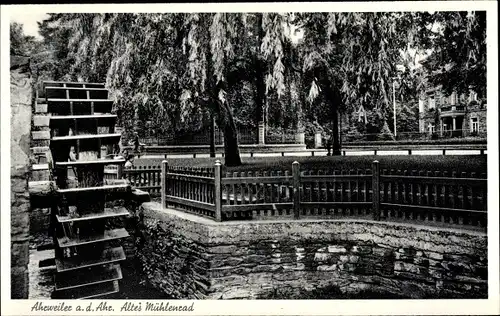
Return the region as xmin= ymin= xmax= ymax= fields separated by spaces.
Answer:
xmin=292 ymin=161 xmax=301 ymax=219
xmin=161 ymin=160 xmax=168 ymax=209
xmin=214 ymin=160 xmax=222 ymax=222
xmin=372 ymin=160 xmax=380 ymax=221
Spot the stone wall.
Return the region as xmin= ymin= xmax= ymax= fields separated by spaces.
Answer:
xmin=136 ymin=202 xmax=487 ymax=299
xmin=10 ymin=56 xmax=33 ymax=299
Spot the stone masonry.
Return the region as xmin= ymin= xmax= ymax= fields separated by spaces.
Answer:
xmin=11 ymin=56 xmax=33 ymax=299
xmin=136 ymin=202 xmax=487 ymax=299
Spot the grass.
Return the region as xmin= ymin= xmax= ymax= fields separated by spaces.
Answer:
xmin=137 ymin=155 xmax=487 ymax=175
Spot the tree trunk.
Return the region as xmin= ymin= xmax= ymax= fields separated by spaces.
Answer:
xmin=221 ymin=101 xmax=242 ymax=166
xmin=331 ymin=107 xmax=341 ymax=155
xmin=209 ymin=113 xmax=216 ymax=158
xmin=324 ymin=82 xmax=342 ymax=156
xmin=254 ymin=14 xmax=266 ymax=126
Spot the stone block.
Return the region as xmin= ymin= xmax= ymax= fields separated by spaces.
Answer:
xmin=252 ymin=265 xmax=280 ymax=273
xmin=372 ymin=247 xmax=393 ymax=257
xmin=11 ymin=266 xmax=29 ymax=299
xmin=317 ymin=264 xmax=338 ymax=271
xmin=33 ymin=115 xmax=50 ymax=127
xmin=32 ymin=131 xmax=51 ymax=140
xmin=427 ymin=252 xmax=444 ymax=261
xmin=11 ymin=241 xmax=30 ymax=267
xmin=11 ymin=178 xmax=28 ymax=194
xmin=10 ymin=212 xmax=30 ymax=239
xmin=351 ymin=245 xmax=372 ymax=254
xmin=314 ymin=252 xmax=333 ymax=262
xmin=328 ymin=245 xmax=347 ymax=253
xmin=35 ymin=103 xmax=47 ymax=113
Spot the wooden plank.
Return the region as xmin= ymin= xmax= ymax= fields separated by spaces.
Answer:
xmin=46 ymin=86 xmax=108 ymax=92
xmin=56 ymin=207 xmax=129 ymax=223
xmin=161 ymin=161 xmax=168 ymax=208
xmin=50 ymin=114 xmax=117 ymax=120
xmin=380 ymin=203 xmax=486 ymax=214
xmin=166 ymin=195 xmax=215 ymax=211
xmin=222 ymin=203 xmax=293 ymax=212
xmin=131 ymin=185 xmax=161 ymax=191
xmin=57 ymin=228 xmax=129 ymax=248
xmin=52 ymin=280 xmax=119 ymax=300
xmin=380 ymin=175 xmax=486 ymax=187
xmin=52 ymin=133 xmax=121 ymax=141
xmin=55 ymin=247 xmax=126 ymax=272
xmin=55 ymin=264 xmax=122 ymax=291
xmin=43 ymin=80 xmax=105 ymax=86
xmin=33 ymin=115 xmax=50 ymax=127
xmin=57 ymin=184 xmax=129 ymax=194
xmin=165 ymin=173 xmax=213 ymax=182
xmin=302 ymin=174 xmax=371 ymax=182
xmin=301 ymin=201 xmax=372 ymax=208
xmin=372 ymin=161 xmax=380 ymax=220
xmin=78 ymin=281 xmax=119 ymax=300
xmin=222 ymin=176 xmax=292 ymax=185
xmin=32 ymin=164 xmax=49 ymax=171
xmin=32 ymin=131 xmax=51 ymax=140
xmin=56 ymin=158 xmax=125 ymax=167
xmin=292 ymin=162 xmax=300 ymax=219
xmin=214 ymin=161 xmax=222 ymax=221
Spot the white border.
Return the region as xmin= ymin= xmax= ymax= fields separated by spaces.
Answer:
xmin=1 ymin=2 xmax=499 ymax=315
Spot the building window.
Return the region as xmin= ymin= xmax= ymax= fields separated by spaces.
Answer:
xmin=428 ymin=95 xmax=435 ymax=109
xmin=471 ymin=117 xmax=479 ymax=133
xmin=428 ymin=123 xmax=435 ymax=134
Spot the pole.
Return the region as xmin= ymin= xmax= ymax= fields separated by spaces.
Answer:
xmin=393 ymin=80 xmax=397 ymax=138
xmin=292 ymin=161 xmax=301 ymax=219
xmin=214 ymin=160 xmax=222 ymax=222
xmin=372 ymin=160 xmax=380 ymax=221
xmin=161 ymin=160 xmax=168 ymax=209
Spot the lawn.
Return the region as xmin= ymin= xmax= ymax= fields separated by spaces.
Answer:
xmin=137 ymin=155 xmax=487 ymax=176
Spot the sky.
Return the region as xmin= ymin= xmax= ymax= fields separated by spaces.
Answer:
xmin=10 ymin=12 xmax=49 ymax=38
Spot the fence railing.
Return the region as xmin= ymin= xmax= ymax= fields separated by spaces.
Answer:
xmin=138 ymin=126 xmax=257 ymax=146
xmin=343 ymin=130 xmax=487 ymax=142
xmin=104 ymin=165 xmax=162 ymax=196
xmin=160 ymin=160 xmax=488 ymax=229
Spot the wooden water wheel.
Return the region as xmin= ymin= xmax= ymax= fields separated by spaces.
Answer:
xmin=38 ymin=81 xmax=131 ymax=299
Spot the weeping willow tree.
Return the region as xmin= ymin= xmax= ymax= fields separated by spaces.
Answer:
xmin=422 ymin=11 xmax=486 ymax=99
xmin=40 ymin=13 xmax=295 ymax=166
xmin=290 ymin=12 xmax=436 ymax=154
xmin=177 ymin=13 xmax=298 ymax=165
xmin=38 ymin=12 xmax=473 ymax=162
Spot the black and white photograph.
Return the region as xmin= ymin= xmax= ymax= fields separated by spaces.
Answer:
xmin=2 ymin=1 xmax=499 ymax=315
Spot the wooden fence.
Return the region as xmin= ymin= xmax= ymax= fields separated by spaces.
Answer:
xmin=104 ymin=165 xmax=162 ymax=196
xmin=160 ymin=160 xmax=488 ymax=229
